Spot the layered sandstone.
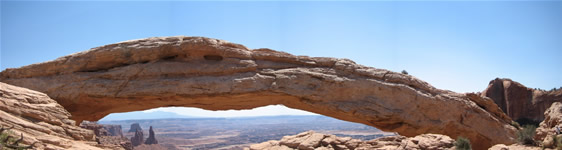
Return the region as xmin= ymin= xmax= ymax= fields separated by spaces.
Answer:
xmin=482 ymin=78 xmax=562 ymax=123
xmin=0 ymin=36 xmax=517 ymax=149
xmin=0 ymin=82 xmax=98 ymax=149
xmin=250 ymin=131 xmax=455 ymax=150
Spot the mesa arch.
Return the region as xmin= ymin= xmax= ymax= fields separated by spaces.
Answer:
xmin=0 ymin=36 xmax=516 ymax=149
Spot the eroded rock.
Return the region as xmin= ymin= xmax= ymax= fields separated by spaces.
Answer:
xmin=482 ymin=78 xmax=562 ymax=123
xmin=250 ymin=131 xmax=455 ymax=150
xmin=0 ymin=36 xmax=517 ymax=149
xmin=131 ymin=128 xmax=144 ymax=147
xmin=128 ymin=123 xmax=142 ymax=133
xmin=144 ymin=126 xmax=158 ymax=145
xmin=0 ymin=82 xmax=97 ymax=149
xmin=535 ymin=102 xmax=562 ymax=143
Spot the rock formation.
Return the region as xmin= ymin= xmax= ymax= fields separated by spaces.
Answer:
xmin=0 ymin=36 xmax=517 ymax=149
xmin=95 ymin=136 xmax=132 ymax=150
xmin=79 ymin=121 xmax=131 ymax=149
xmin=250 ymin=131 xmax=455 ymax=150
xmin=488 ymin=144 xmax=543 ymax=150
xmin=535 ymin=102 xmax=562 ymax=143
xmin=80 ymin=122 xmax=124 ymax=137
xmin=144 ymin=126 xmax=158 ymax=145
xmin=482 ymin=78 xmax=562 ymax=123
xmin=128 ymin=123 xmax=142 ymax=133
xmin=0 ymin=82 xmax=98 ymax=149
xmin=80 ymin=122 xmax=110 ymax=137
xmin=105 ymin=124 xmax=124 ymax=137
xmin=131 ymin=128 xmax=144 ymax=147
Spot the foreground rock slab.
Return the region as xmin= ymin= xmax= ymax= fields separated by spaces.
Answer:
xmin=249 ymin=131 xmax=455 ymax=150
xmin=0 ymin=82 xmax=98 ymax=149
xmin=488 ymin=144 xmax=543 ymax=150
xmin=0 ymin=36 xmax=516 ymax=149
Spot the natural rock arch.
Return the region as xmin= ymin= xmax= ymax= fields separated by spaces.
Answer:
xmin=0 ymin=36 xmax=516 ymax=149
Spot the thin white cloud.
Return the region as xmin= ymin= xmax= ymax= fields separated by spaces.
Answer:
xmin=143 ymin=105 xmax=318 ymax=118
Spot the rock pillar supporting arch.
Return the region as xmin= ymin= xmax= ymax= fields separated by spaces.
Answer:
xmin=0 ymin=36 xmax=516 ymax=149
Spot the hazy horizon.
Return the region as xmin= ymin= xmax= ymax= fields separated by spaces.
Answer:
xmin=2 ymin=1 xmax=561 ymax=119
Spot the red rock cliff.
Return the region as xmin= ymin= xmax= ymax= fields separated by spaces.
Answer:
xmin=482 ymin=78 xmax=562 ymax=123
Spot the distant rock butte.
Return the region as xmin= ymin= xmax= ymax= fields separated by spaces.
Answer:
xmin=144 ymin=126 xmax=158 ymax=145
xmin=249 ymin=131 xmax=455 ymax=150
xmin=128 ymin=123 xmax=142 ymax=133
xmin=0 ymin=36 xmax=517 ymax=149
xmin=131 ymin=128 xmax=144 ymax=147
xmin=482 ymin=78 xmax=562 ymax=123
xmin=0 ymin=82 xmax=97 ymax=149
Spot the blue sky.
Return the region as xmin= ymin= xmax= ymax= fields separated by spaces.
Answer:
xmin=2 ymin=1 xmax=561 ymax=118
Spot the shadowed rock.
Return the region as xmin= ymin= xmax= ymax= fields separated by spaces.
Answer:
xmin=131 ymin=129 xmax=144 ymax=147
xmin=0 ymin=36 xmax=517 ymax=149
xmin=144 ymin=126 xmax=158 ymax=145
xmin=128 ymin=123 xmax=142 ymax=133
xmin=80 ymin=121 xmax=123 ymax=137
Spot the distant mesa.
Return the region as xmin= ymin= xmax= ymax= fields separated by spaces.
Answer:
xmin=128 ymin=123 xmax=142 ymax=133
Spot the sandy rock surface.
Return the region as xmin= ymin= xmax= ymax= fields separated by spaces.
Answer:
xmin=250 ymin=131 xmax=455 ymax=150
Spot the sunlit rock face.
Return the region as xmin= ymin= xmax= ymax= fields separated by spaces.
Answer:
xmin=0 ymin=82 xmax=96 ymax=149
xmin=0 ymin=36 xmax=517 ymax=149
xmin=250 ymin=131 xmax=455 ymax=150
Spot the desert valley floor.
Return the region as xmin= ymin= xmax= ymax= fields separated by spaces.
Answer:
xmin=100 ymin=115 xmax=392 ymax=150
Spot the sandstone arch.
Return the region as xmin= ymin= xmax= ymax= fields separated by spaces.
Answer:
xmin=0 ymin=36 xmax=516 ymax=149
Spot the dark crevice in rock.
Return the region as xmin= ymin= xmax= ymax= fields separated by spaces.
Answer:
xmin=204 ymin=55 xmax=223 ymax=61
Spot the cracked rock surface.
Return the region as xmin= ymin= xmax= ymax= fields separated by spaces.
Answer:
xmin=249 ymin=131 xmax=455 ymax=150
xmin=1 ymin=36 xmax=516 ymax=149
xmin=0 ymin=82 xmax=98 ymax=149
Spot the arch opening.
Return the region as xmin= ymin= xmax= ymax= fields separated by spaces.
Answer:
xmin=97 ymin=105 xmax=391 ymax=150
